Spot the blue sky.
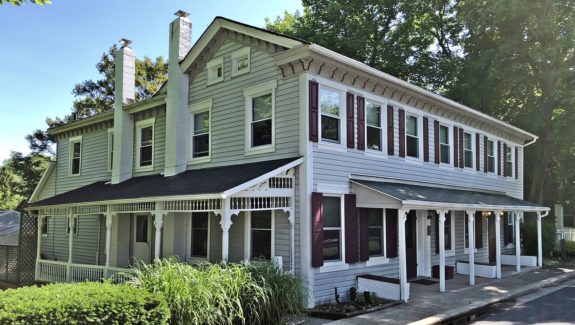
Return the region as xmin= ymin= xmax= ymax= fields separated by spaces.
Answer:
xmin=0 ymin=0 xmax=302 ymax=162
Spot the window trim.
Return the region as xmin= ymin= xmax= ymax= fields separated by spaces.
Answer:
xmin=68 ymin=135 xmax=82 ymax=176
xmin=41 ymin=216 xmax=50 ymax=238
xmin=487 ymin=139 xmax=496 ymax=174
xmin=505 ymin=144 xmax=514 ymax=177
xmin=244 ymin=210 xmax=275 ymax=261
xmin=365 ymin=100 xmax=385 ymax=153
xmin=365 ymin=208 xmax=391 ymax=266
xmin=405 ymin=113 xmax=422 ymax=160
xmin=438 ymin=124 xmax=452 ymax=166
xmin=463 ymin=131 xmax=474 ymax=169
xmin=135 ymin=118 xmax=155 ymax=172
xmin=231 ymin=47 xmax=250 ymax=77
xmin=206 ymin=56 xmax=224 ymax=85
xmin=188 ymin=212 xmax=211 ymax=262
xmin=189 ymin=99 xmax=213 ymax=164
xmin=244 ymin=80 xmax=277 ymax=156
xmin=442 ymin=212 xmax=455 ymax=256
xmin=107 ymin=128 xmax=114 ymax=172
xmin=318 ymin=85 xmax=346 ymax=147
xmin=319 ymin=193 xmax=348 ymax=273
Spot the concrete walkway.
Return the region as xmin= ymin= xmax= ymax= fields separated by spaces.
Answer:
xmin=328 ymin=264 xmax=575 ymax=324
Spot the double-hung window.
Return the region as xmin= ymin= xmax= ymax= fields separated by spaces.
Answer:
xmin=250 ymin=210 xmax=273 ymax=260
xmin=244 ymin=80 xmax=277 ymax=155
xmin=136 ymin=118 xmax=155 ymax=171
xmin=366 ymin=102 xmax=382 ymax=151
xmin=69 ymin=136 xmax=82 ymax=176
xmin=190 ymin=212 xmax=209 ymax=259
xmin=487 ymin=140 xmax=496 ymax=173
xmin=189 ymin=99 xmax=212 ymax=162
xmin=322 ymin=196 xmax=342 ymax=262
xmin=406 ymin=115 xmax=419 ymax=158
xmin=107 ymin=129 xmax=114 ymax=172
xmin=367 ymin=209 xmax=385 ymax=257
xmin=504 ymin=213 xmax=515 ymax=245
xmin=464 ymin=132 xmax=473 ymax=168
xmin=439 ymin=125 xmax=450 ymax=164
xmin=506 ymin=146 xmax=513 ymax=177
xmin=320 ymin=87 xmax=342 ymax=143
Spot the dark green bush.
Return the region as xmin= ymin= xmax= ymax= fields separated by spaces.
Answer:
xmin=0 ymin=282 xmax=169 ymax=325
xmin=522 ymin=214 xmax=556 ymax=257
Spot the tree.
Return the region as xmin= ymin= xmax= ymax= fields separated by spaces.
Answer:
xmin=0 ymin=0 xmax=50 ymax=5
xmin=0 ymin=152 xmax=50 ymax=211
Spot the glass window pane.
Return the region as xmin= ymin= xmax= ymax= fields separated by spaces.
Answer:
xmin=488 ymin=157 xmax=495 ymax=172
xmin=322 ymin=229 xmax=340 ymax=261
xmin=367 ymin=127 xmax=381 ymax=150
xmin=320 ymin=88 xmax=340 ymax=116
xmin=406 ymin=116 xmax=418 ymax=136
xmin=252 ymin=230 xmax=272 ymax=259
xmin=464 ymin=133 xmax=472 ymax=150
xmin=72 ymin=158 xmax=80 ymax=174
xmin=140 ymin=146 xmax=153 ymax=166
xmin=193 ymin=134 xmax=209 ymax=157
xmin=194 ymin=112 xmax=209 ymax=134
xmin=321 ymin=115 xmax=340 ymax=142
xmin=252 ymin=120 xmax=272 ymax=147
xmin=192 ymin=229 xmax=208 ymax=257
xmin=368 ymin=227 xmax=383 ymax=256
xmin=252 ymin=94 xmax=272 ymax=121
xmin=192 ymin=213 xmax=209 ymax=229
xmin=366 ymin=103 xmax=381 ymax=126
xmin=323 ymin=197 xmax=341 ymax=227
xmin=439 ymin=126 xmax=449 ymax=144
xmin=368 ymin=209 xmax=383 ymax=227
xmin=465 ymin=151 xmax=473 ymax=168
xmin=488 ymin=141 xmax=494 ymax=156
xmin=237 ymin=57 xmax=249 ymax=70
xmin=73 ymin=142 xmax=81 ymax=158
xmin=444 ymin=214 xmax=451 ymax=250
xmin=141 ymin=126 xmax=153 ymax=146
xmin=440 ymin=144 xmax=450 ymax=164
xmin=136 ymin=216 xmax=148 ymax=243
xmin=407 ymin=136 xmax=419 ymax=158
xmin=251 ymin=211 xmax=272 ymax=229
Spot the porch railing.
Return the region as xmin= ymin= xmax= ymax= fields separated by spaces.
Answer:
xmin=37 ymin=259 xmax=135 ymax=284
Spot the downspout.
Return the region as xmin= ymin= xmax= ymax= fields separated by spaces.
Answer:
xmin=522 ymin=135 xmax=538 ymax=148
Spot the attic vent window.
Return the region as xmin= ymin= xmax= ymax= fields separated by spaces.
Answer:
xmin=207 ymin=57 xmax=224 ymax=85
xmin=231 ymin=47 xmax=250 ymax=77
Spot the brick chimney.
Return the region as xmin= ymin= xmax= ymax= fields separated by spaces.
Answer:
xmin=164 ymin=10 xmax=192 ymax=177
xmin=111 ymin=39 xmax=136 ymax=184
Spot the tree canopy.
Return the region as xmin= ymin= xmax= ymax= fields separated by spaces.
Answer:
xmin=0 ymin=0 xmax=50 ymax=5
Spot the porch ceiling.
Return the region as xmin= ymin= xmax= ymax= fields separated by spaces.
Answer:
xmin=29 ymin=157 xmax=301 ymax=207
xmin=351 ymin=179 xmax=548 ymax=212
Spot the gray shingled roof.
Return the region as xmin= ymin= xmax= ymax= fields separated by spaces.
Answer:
xmin=353 ymin=180 xmax=545 ymax=209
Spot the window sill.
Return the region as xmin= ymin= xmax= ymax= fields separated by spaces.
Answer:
xmin=189 ymin=156 xmax=211 ymax=165
xmin=464 ymin=248 xmax=479 ymax=254
xmin=364 ymin=150 xmax=387 ymax=159
xmin=505 ymin=243 xmax=515 ymax=249
xmin=231 ymin=68 xmax=250 ymax=77
xmin=445 ymin=250 xmax=455 ymax=257
xmin=317 ymin=142 xmax=346 ymax=153
xmin=404 ymin=156 xmax=423 ymax=165
xmin=207 ymin=78 xmax=223 ymax=86
xmin=365 ymin=256 xmax=390 ymax=267
xmin=68 ymin=173 xmax=81 ymax=177
xmin=188 ymin=257 xmax=208 ymax=264
xmin=134 ymin=166 xmax=154 ymax=173
xmin=245 ymin=145 xmax=275 ymax=156
xmin=319 ymin=261 xmax=349 ymax=273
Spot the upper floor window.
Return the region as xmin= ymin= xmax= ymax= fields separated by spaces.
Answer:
xmin=323 ymin=196 xmax=342 ymax=262
xmin=136 ymin=118 xmax=155 ymax=171
xmin=107 ymin=129 xmax=114 ymax=172
xmin=406 ymin=114 xmax=419 ymax=158
xmin=464 ymin=132 xmax=473 ymax=168
xmin=367 ymin=209 xmax=385 ymax=257
xmin=244 ymin=80 xmax=277 ymax=155
xmin=189 ymin=99 xmax=212 ymax=162
xmin=69 ymin=136 xmax=82 ymax=176
xmin=320 ymin=87 xmax=342 ymax=143
xmin=487 ymin=140 xmax=495 ymax=173
xmin=207 ymin=57 xmax=224 ymax=85
xmin=506 ymin=145 xmax=514 ymax=177
xmin=366 ymin=102 xmax=382 ymax=151
xmin=231 ymin=47 xmax=250 ymax=77
xmin=439 ymin=125 xmax=450 ymax=164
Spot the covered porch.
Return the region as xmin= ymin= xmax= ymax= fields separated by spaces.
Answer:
xmin=28 ymin=158 xmax=301 ymax=284
xmin=351 ymin=178 xmax=550 ymax=302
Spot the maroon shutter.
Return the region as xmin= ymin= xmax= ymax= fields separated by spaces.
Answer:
xmin=344 ymin=194 xmax=359 ymax=263
xmin=476 ymin=133 xmax=480 ymax=171
xmin=434 ymin=120 xmax=440 ymax=164
xmin=515 ymin=147 xmax=519 ymax=179
xmin=435 ymin=212 xmax=439 ymax=254
xmin=309 ymin=81 xmax=319 ymax=142
xmin=459 ymin=127 xmax=464 ymax=169
xmin=484 ymin=136 xmax=488 ymax=173
xmin=386 ymin=209 xmax=398 ymax=258
xmin=311 ymin=192 xmax=323 ymax=267
xmin=398 ymin=109 xmax=406 ymax=157
xmin=359 ymin=208 xmax=369 ymax=261
xmin=346 ymin=93 xmax=355 ymax=149
xmin=503 ymin=143 xmax=508 ymax=177
xmin=357 ymin=96 xmax=365 ymax=151
xmin=387 ymin=105 xmax=394 ymax=155
xmin=453 ymin=126 xmax=459 ymax=167
xmin=475 ymin=211 xmax=483 ymax=249
xmin=423 ymin=117 xmax=429 ymax=162
xmin=497 ymin=141 xmax=502 ymax=176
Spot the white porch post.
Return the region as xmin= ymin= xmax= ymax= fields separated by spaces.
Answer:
xmin=288 ymin=209 xmax=296 ymax=273
xmin=398 ymin=209 xmax=409 ymax=302
xmin=466 ymin=210 xmax=475 ymax=286
xmin=153 ymin=208 xmax=165 ymax=261
xmin=515 ymin=212 xmax=521 ymax=272
xmin=35 ymin=215 xmax=44 ymax=280
xmin=437 ymin=210 xmax=447 ymax=292
xmin=220 ymin=198 xmax=233 ymax=263
xmin=66 ymin=213 xmax=76 ymax=282
xmin=495 ymin=211 xmax=502 ymax=279
xmin=104 ymin=211 xmax=114 ymax=278
xmin=537 ymin=211 xmax=543 ymax=267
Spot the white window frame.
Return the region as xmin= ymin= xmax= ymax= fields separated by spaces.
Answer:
xmin=41 ymin=216 xmax=50 ymax=238
xmin=506 ymin=144 xmax=514 ymax=178
xmin=365 ymin=100 xmax=385 ymax=153
xmin=405 ymin=113 xmax=423 ymax=160
xmin=366 ymin=209 xmax=390 ymax=267
xmin=244 ymin=210 xmax=275 ymax=261
xmin=189 ymin=99 xmax=213 ymax=164
xmin=68 ymin=135 xmax=82 ymax=176
xmin=135 ymin=117 xmax=155 ymax=172
xmin=206 ymin=56 xmax=224 ymax=85
xmin=463 ymin=131 xmax=474 ymax=169
xmin=319 ymin=193 xmax=348 ymax=273
xmin=107 ymin=128 xmax=114 ymax=172
xmin=244 ymin=80 xmax=277 ymax=156
xmin=231 ymin=47 xmax=250 ymax=77
xmin=438 ymin=124 xmax=452 ymax=166
xmin=187 ymin=212 xmax=211 ymax=263
xmin=487 ymin=139 xmax=496 ymax=174
xmin=318 ymin=85 xmax=346 ymax=147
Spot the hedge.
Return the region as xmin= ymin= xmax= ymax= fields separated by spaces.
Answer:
xmin=0 ymin=282 xmax=170 ymax=324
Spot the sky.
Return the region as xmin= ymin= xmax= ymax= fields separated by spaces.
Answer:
xmin=0 ymin=0 xmax=303 ymax=163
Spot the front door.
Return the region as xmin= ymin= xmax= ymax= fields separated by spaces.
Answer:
xmin=132 ymin=214 xmax=152 ymax=264
xmin=488 ymin=215 xmax=496 ymax=264
xmin=405 ymin=211 xmax=417 ymax=278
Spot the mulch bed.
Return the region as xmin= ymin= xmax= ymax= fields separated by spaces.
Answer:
xmin=308 ymin=298 xmax=401 ymax=320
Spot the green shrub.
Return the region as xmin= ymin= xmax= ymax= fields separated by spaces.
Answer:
xmin=522 ymin=215 xmax=556 ymax=257
xmin=0 ymin=282 xmax=169 ymax=325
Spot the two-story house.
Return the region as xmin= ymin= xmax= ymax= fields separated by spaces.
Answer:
xmin=28 ymin=10 xmax=549 ymax=306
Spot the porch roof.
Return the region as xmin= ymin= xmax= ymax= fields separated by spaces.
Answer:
xmin=29 ymin=157 xmax=301 ymax=207
xmin=351 ymin=179 xmax=549 ymax=212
